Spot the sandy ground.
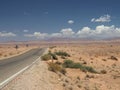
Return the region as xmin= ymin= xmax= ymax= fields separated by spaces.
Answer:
xmin=0 ymin=44 xmax=37 ymax=60
xmin=1 ymin=42 xmax=120 ymax=90
xmin=48 ymin=43 xmax=120 ymax=90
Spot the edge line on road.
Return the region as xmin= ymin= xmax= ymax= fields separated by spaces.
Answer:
xmin=0 ymin=48 xmax=47 ymax=89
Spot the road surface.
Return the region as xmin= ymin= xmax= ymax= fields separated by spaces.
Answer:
xmin=0 ymin=48 xmax=45 ymax=88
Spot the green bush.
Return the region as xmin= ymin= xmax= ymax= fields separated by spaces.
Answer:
xmin=72 ymin=63 xmax=83 ymax=69
xmin=62 ymin=60 xmax=97 ymax=73
xmin=48 ymin=62 xmax=66 ymax=75
xmin=63 ymin=60 xmax=82 ymax=69
xmin=62 ymin=60 xmax=74 ymax=68
xmin=55 ymin=51 xmax=70 ymax=57
xmin=49 ymin=53 xmax=58 ymax=60
xmin=41 ymin=52 xmax=58 ymax=61
xmin=41 ymin=54 xmax=51 ymax=61
xmin=82 ymin=66 xmax=97 ymax=73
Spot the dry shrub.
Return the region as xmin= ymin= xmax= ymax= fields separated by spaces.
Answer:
xmin=110 ymin=56 xmax=118 ymax=61
xmin=55 ymin=51 xmax=70 ymax=57
xmin=48 ymin=62 xmax=66 ymax=75
xmin=41 ymin=54 xmax=51 ymax=61
xmin=100 ymin=70 xmax=107 ymax=74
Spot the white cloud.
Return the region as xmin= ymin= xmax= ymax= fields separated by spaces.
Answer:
xmin=60 ymin=28 xmax=75 ymax=37
xmin=68 ymin=20 xmax=74 ymax=24
xmin=24 ymin=25 xmax=120 ymax=39
xmin=50 ymin=28 xmax=75 ymax=38
xmin=23 ymin=30 xmax=29 ymax=32
xmin=91 ymin=14 xmax=111 ymax=22
xmin=0 ymin=32 xmax=16 ymax=37
xmin=77 ymin=25 xmax=120 ymax=39
xmin=77 ymin=27 xmax=93 ymax=38
xmin=25 ymin=28 xmax=75 ymax=39
xmin=51 ymin=33 xmax=62 ymax=38
xmin=24 ymin=32 xmax=48 ymax=39
xmin=77 ymin=27 xmax=91 ymax=34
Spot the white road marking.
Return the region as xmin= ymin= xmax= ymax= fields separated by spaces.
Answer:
xmin=0 ymin=48 xmax=47 ymax=89
xmin=0 ymin=66 xmax=29 ymax=87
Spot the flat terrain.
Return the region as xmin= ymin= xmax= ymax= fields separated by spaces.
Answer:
xmin=47 ymin=42 xmax=120 ymax=90
xmin=0 ymin=44 xmax=34 ymax=60
xmin=1 ymin=41 xmax=120 ymax=90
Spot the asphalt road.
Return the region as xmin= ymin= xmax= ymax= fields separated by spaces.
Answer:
xmin=0 ymin=48 xmax=45 ymax=85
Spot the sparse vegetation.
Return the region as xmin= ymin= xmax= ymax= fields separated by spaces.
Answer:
xmin=55 ymin=61 xmax=62 ymax=65
xmin=62 ymin=83 xmax=66 ymax=87
xmin=55 ymin=51 xmax=70 ymax=57
xmin=41 ymin=53 xmax=51 ymax=61
xmin=62 ymin=60 xmax=74 ymax=68
xmin=48 ymin=62 xmax=66 ymax=75
xmin=110 ymin=56 xmax=118 ymax=61
xmin=61 ymin=56 xmax=66 ymax=59
xmin=49 ymin=46 xmax=56 ymax=49
xmin=77 ymin=84 xmax=82 ymax=88
xmin=41 ymin=44 xmax=120 ymax=90
xmin=100 ymin=70 xmax=107 ymax=74
xmin=86 ymin=74 xmax=94 ymax=78
xmin=26 ymin=44 xmax=29 ymax=47
xmin=15 ymin=45 xmax=19 ymax=50
xmin=82 ymin=66 xmax=97 ymax=73
xmin=41 ymin=52 xmax=58 ymax=61
xmin=102 ymin=59 xmax=107 ymax=61
xmin=49 ymin=53 xmax=58 ymax=60
xmin=82 ymin=61 xmax=87 ymax=64
xmin=62 ymin=60 xmax=97 ymax=73
xmin=1 ymin=42 xmax=120 ymax=90
xmin=77 ymin=76 xmax=80 ymax=80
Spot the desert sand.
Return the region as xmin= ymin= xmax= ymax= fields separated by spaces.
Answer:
xmin=0 ymin=43 xmax=38 ymax=60
xmin=1 ymin=41 xmax=120 ymax=90
xmin=48 ymin=42 xmax=120 ymax=90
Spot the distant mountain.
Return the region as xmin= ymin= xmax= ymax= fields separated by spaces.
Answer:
xmin=1 ymin=37 xmax=120 ymax=44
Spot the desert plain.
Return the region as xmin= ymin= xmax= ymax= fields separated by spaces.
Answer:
xmin=1 ymin=40 xmax=120 ymax=90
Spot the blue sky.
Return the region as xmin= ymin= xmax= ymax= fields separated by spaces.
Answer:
xmin=0 ymin=0 xmax=120 ymax=41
